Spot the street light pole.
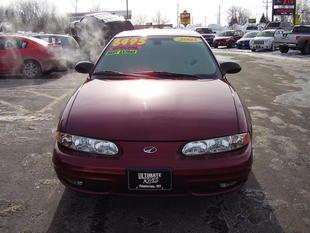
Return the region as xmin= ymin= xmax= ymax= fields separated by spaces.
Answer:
xmin=126 ymin=0 xmax=129 ymax=20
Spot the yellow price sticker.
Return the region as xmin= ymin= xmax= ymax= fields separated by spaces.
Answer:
xmin=111 ymin=37 xmax=147 ymax=47
xmin=174 ymin=37 xmax=202 ymax=43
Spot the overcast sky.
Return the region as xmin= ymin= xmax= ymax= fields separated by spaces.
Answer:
xmin=1 ymin=0 xmax=271 ymax=26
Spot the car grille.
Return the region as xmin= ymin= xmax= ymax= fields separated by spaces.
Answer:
xmin=254 ymin=40 xmax=264 ymax=45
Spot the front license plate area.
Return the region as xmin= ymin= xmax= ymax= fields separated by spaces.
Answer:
xmin=128 ymin=169 xmax=172 ymax=191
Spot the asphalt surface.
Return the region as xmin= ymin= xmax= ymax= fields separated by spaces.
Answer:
xmin=0 ymin=50 xmax=309 ymax=233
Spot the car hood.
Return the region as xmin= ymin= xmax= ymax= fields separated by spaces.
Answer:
xmin=238 ymin=38 xmax=251 ymax=42
xmin=252 ymin=37 xmax=274 ymax=41
xmin=66 ymin=79 xmax=238 ymax=141
xmin=214 ymin=36 xmax=232 ymax=40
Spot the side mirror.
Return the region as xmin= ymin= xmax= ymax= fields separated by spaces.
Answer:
xmin=220 ymin=62 xmax=241 ymax=75
xmin=75 ymin=61 xmax=94 ymax=74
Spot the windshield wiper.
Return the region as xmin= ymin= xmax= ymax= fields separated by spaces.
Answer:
xmin=133 ymin=71 xmax=201 ymax=79
xmin=92 ymin=70 xmax=142 ymax=77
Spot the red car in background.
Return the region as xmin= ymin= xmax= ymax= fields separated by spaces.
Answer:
xmin=213 ymin=30 xmax=243 ymax=48
xmin=0 ymin=35 xmax=61 ymax=78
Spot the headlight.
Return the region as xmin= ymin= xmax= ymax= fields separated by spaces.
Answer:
xmin=182 ymin=133 xmax=250 ymax=156
xmin=56 ymin=132 xmax=119 ymax=156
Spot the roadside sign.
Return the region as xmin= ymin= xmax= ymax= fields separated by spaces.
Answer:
xmin=180 ymin=10 xmax=191 ymax=26
xmin=248 ymin=18 xmax=256 ymax=24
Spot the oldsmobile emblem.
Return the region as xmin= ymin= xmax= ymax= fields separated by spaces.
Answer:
xmin=143 ymin=146 xmax=157 ymax=154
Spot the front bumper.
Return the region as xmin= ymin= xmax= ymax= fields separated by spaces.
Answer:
xmin=237 ymin=41 xmax=250 ymax=49
xmin=53 ymin=141 xmax=253 ymax=196
xmin=250 ymin=44 xmax=271 ymax=50
xmin=213 ymin=40 xmax=229 ymax=46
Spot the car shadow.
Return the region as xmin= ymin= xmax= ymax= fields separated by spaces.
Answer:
xmin=46 ymin=173 xmax=284 ymax=233
xmin=0 ymin=71 xmax=69 ymax=88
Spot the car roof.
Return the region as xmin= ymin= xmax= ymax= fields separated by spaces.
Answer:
xmin=116 ymin=29 xmax=201 ymax=38
xmin=32 ymin=34 xmax=71 ymax=38
xmin=0 ymin=34 xmax=49 ymax=46
xmin=263 ymin=29 xmax=278 ymax=32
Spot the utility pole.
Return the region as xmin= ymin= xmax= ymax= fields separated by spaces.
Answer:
xmin=74 ymin=0 xmax=78 ymax=13
xmin=262 ymin=0 xmax=272 ymax=21
xmin=126 ymin=0 xmax=129 ymax=20
xmin=177 ymin=3 xmax=179 ymax=27
xmin=217 ymin=5 xmax=221 ymax=25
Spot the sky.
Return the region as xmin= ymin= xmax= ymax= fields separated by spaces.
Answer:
xmin=1 ymin=0 xmax=271 ymax=26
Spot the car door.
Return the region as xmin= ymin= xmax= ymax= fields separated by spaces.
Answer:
xmin=0 ymin=38 xmax=7 ymax=73
xmin=234 ymin=31 xmax=243 ymax=41
xmin=0 ymin=37 xmax=24 ymax=74
xmin=274 ymin=30 xmax=284 ymax=41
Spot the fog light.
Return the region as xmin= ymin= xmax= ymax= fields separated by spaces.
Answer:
xmin=66 ymin=179 xmax=84 ymax=186
xmin=219 ymin=181 xmax=238 ymax=188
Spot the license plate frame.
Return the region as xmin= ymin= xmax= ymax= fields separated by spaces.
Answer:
xmin=127 ymin=169 xmax=172 ymax=191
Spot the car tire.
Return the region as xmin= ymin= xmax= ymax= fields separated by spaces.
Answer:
xmin=227 ymin=42 xmax=234 ymax=48
xmin=271 ymin=43 xmax=276 ymax=51
xmin=279 ymin=45 xmax=289 ymax=53
xmin=213 ymin=44 xmax=218 ymax=48
xmin=301 ymin=41 xmax=310 ymax=55
xmin=22 ymin=60 xmax=42 ymax=79
xmin=251 ymin=49 xmax=256 ymax=52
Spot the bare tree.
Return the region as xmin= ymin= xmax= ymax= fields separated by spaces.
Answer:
xmin=1 ymin=0 xmax=69 ymax=33
xmin=152 ymin=11 xmax=169 ymax=25
xmin=227 ymin=6 xmax=251 ymax=25
xmin=133 ymin=14 xmax=147 ymax=25
xmin=297 ymin=0 xmax=310 ymax=24
xmin=89 ymin=0 xmax=102 ymax=12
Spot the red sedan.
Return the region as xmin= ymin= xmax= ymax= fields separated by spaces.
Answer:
xmin=213 ymin=30 xmax=243 ymax=48
xmin=0 ymin=35 xmax=60 ymax=78
xmin=53 ymin=29 xmax=253 ymax=196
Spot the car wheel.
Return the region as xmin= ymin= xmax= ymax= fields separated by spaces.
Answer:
xmin=227 ymin=42 xmax=233 ymax=48
xmin=301 ymin=41 xmax=310 ymax=55
xmin=279 ymin=45 xmax=289 ymax=53
xmin=22 ymin=60 xmax=42 ymax=79
xmin=271 ymin=43 xmax=276 ymax=51
xmin=251 ymin=49 xmax=256 ymax=52
xmin=213 ymin=44 xmax=218 ymax=48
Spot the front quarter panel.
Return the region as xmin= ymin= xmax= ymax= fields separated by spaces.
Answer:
xmin=228 ymin=82 xmax=252 ymax=135
xmin=57 ymin=84 xmax=84 ymax=132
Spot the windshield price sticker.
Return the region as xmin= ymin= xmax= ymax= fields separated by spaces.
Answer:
xmin=106 ymin=49 xmax=138 ymax=56
xmin=174 ymin=37 xmax=202 ymax=43
xmin=112 ymin=37 xmax=147 ymax=47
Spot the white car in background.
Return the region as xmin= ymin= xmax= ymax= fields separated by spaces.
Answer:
xmin=250 ymin=29 xmax=285 ymax=51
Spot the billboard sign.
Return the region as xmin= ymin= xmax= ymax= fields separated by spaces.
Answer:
xmin=180 ymin=10 xmax=191 ymax=26
xmin=248 ymin=18 xmax=257 ymax=24
xmin=273 ymin=0 xmax=296 ymax=16
xmin=274 ymin=0 xmax=295 ymax=6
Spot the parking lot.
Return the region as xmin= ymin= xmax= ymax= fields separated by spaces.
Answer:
xmin=0 ymin=50 xmax=310 ymax=233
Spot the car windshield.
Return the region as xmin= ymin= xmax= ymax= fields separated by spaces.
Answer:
xmin=243 ymin=32 xmax=258 ymax=38
xmin=93 ymin=36 xmax=220 ymax=79
xmin=219 ymin=31 xmax=234 ymax=36
xmin=196 ymin=28 xmax=213 ymax=34
xmin=257 ymin=31 xmax=275 ymax=37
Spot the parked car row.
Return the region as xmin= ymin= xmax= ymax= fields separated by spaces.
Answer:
xmin=198 ymin=25 xmax=310 ymax=55
xmin=0 ymin=33 xmax=85 ymax=78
